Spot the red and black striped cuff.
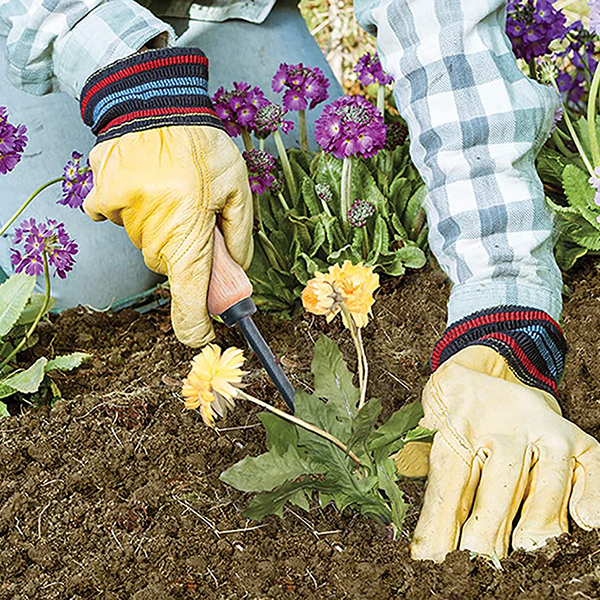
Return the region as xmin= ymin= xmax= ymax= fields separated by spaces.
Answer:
xmin=431 ymin=306 xmax=567 ymax=398
xmin=80 ymin=47 xmax=223 ymax=143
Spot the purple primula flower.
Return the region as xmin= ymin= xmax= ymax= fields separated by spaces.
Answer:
xmin=11 ymin=217 xmax=78 ymax=279
xmin=506 ymin=0 xmax=567 ymax=62
xmin=272 ymin=63 xmax=330 ymax=111
xmin=348 ymin=199 xmax=375 ymax=227
xmin=0 ymin=107 xmax=28 ymax=175
xmin=315 ymin=182 xmax=333 ymax=204
xmin=354 ymin=52 xmax=394 ymax=86
xmin=315 ymin=95 xmax=387 ymax=159
xmin=243 ymin=149 xmax=277 ymax=196
xmin=59 ymin=151 xmax=93 ymax=210
xmin=589 ymin=167 xmax=600 ymax=208
xmin=212 ymin=83 xmax=270 ymax=137
xmin=253 ymin=102 xmax=295 ymax=139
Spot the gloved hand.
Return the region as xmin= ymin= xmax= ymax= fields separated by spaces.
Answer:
xmin=80 ymin=48 xmax=253 ymax=347
xmin=411 ymin=345 xmax=600 ymax=562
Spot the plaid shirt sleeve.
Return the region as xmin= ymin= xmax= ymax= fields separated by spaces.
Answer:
xmin=0 ymin=0 xmax=174 ymax=98
xmin=355 ymin=0 xmax=563 ymax=326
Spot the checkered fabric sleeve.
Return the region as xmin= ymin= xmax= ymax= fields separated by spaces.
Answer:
xmin=0 ymin=0 xmax=174 ymax=98
xmin=355 ymin=0 xmax=563 ymax=326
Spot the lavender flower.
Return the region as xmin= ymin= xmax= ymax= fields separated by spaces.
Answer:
xmin=354 ymin=53 xmax=394 ymax=86
xmin=212 ymin=82 xmax=270 ymax=137
xmin=0 ymin=107 xmax=28 ymax=175
xmin=590 ymin=0 xmax=600 ymax=36
xmin=272 ymin=63 xmax=330 ymax=111
xmin=589 ymin=167 xmax=600 ymax=208
xmin=60 ymin=151 xmax=93 ymax=210
xmin=254 ymin=102 xmax=295 ymax=139
xmin=315 ymin=95 xmax=387 ymax=159
xmin=348 ymin=199 xmax=375 ymax=227
xmin=243 ymin=149 xmax=277 ymax=195
xmin=315 ymin=183 xmax=333 ymax=204
xmin=11 ymin=218 xmax=78 ymax=279
xmin=506 ymin=0 xmax=567 ymax=62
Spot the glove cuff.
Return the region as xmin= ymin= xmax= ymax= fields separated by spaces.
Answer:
xmin=80 ymin=47 xmax=223 ymax=143
xmin=431 ymin=306 xmax=567 ymax=398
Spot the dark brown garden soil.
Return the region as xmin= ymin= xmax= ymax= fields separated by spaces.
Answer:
xmin=1 ymin=261 xmax=600 ymax=600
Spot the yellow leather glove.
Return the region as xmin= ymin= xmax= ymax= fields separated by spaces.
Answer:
xmin=79 ymin=48 xmax=253 ymax=347
xmin=84 ymin=127 xmax=253 ymax=347
xmin=411 ymin=345 xmax=600 ymax=562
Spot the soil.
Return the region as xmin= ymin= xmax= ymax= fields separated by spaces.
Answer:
xmin=1 ymin=260 xmax=600 ymax=600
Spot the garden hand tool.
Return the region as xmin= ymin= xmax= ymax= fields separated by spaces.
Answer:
xmin=207 ymin=227 xmax=296 ymax=412
xmin=411 ymin=345 xmax=600 ymax=563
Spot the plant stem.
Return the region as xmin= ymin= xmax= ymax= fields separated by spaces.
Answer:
xmin=377 ymin=84 xmax=385 ymax=118
xmin=257 ymin=229 xmax=285 ymax=271
xmin=587 ymin=61 xmax=600 ymax=168
xmin=0 ymin=252 xmax=51 ymax=373
xmin=362 ymin=227 xmax=369 ymax=260
xmin=259 ymin=138 xmax=265 ymax=152
xmin=341 ymin=156 xmax=353 ymax=230
xmin=549 ymin=77 xmax=594 ymax=176
xmin=273 ymin=129 xmax=297 ymax=200
xmin=528 ymin=58 xmax=537 ymax=81
xmin=357 ymin=328 xmax=369 ymax=411
xmin=241 ymin=128 xmax=255 ymax=152
xmin=252 ymin=192 xmax=263 ymax=231
xmin=340 ymin=304 xmax=368 ymax=411
xmin=299 ymin=109 xmax=308 ymax=152
xmin=277 ymin=192 xmax=290 ymax=212
xmin=551 ymin=130 xmax=571 ymax=156
xmin=384 ymin=151 xmax=393 ymax=196
xmin=238 ymin=390 xmax=363 ymax=468
xmin=0 ymin=178 xmax=63 ymax=239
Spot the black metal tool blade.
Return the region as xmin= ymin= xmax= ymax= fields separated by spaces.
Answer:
xmin=219 ymin=297 xmax=295 ymax=412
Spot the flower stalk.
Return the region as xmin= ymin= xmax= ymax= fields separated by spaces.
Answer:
xmin=298 ymin=109 xmax=309 ymax=152
xmin=341 ymin=156 xmax=353 ymax=230
xmin=237 ymin=389 xmax=363 ymax=468
xmin=273 ymin=129 xmax=297 ymax=200
xmin=241 ymin=128 xmax=255 ymax=152
xmin=377 ymin=84 xmax=385 ymax=119
xmin=587 ymin=62 xmax=600 ymax=167
xmin=341 ymin=304 xmax=369 ymax=411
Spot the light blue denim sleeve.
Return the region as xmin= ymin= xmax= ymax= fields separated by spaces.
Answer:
xmin=355 ymin=0 xmax=563 ymax=324
xmin=0 ymin=0 xmax=174 ymax=98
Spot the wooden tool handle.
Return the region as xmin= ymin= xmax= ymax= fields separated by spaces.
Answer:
xmin=207 ymin=227 xmax=253 ymax=316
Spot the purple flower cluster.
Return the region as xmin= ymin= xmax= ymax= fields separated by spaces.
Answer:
xmin=354 ymin=53 xmax=393 ymax=86
xmin=272 ymin=63 xmax=330 ymax=111
xmin=243 ymin=149 xmax=277 ymax=195
xmin=0 ymin=107 xmax=28 ymax=175
xmin=59 ymin=151 xmax=93 ymax=210
xmin=315 ymin=183 xmax=333 ymax=204
xmin=348 ymin=199 xmax=375 ymax=228
xmin=213 ymin=82 xmax=271 ymax=137
xmin=506 ymin=0 xmax=567 ymax=62
xmin=315 ymin=95 xmax=387 ymax=159
xmin=589 ymin=167 xmax=600 ymax=215
xmin=254 ymin=103 xmax=295 ymax=139
xmin=11 ymin=218 xmax=78 ymax=279
xmin=556 ymin=22 xmax=598 ymax=105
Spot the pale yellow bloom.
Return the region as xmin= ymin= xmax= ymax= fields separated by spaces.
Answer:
xmin=302 ymin=261 xmax=379 ymax=328
xmin=182 ymin=344 xmax=247 ymax=427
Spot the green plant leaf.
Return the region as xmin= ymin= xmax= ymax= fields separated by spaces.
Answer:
xmin=301 ymin=177 xmax=322 ymax=217
xmin=352 ymin=159 xmax=389 ymax=218
xmin=259 ymin=412 xmax=297 ymax=454
xmin=17 ymin=294 xmax=56 ymax=326
xmin=46 ymin=352 xmax=90 ymax=372
xmin=376 ymin=456 xmax=407 ymax=533
xmin=0 ymin=273 xmax=35 ymax=338
xmin=311 ymin=335 xmax=358 ymax=420
xmin=348 ymin=398 xmax=382 ymax=451
xmin=404 ymin=185 xmax=428 ymax=238
xmin=220 ymin=446 xmax=321 ymax=492
xmin=0 ymin=357 xmax=47 ymax=396
xmin=368 ymin=401 xmax=424 ymax=459
xmin=396 ymin=244 xmax=427 ymax=270
xmin=404 ymin=425 xmax=435 ymax=443
xmin=0 ymin=401 xmax=8 ymax=418
xmin=562 ymin=164 xmax=595 ymax=209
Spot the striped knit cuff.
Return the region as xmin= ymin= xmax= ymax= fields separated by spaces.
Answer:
xmin=431 ymin=306 xmax=567 ymax=398
xmin=80 ymin=47 xmax=223 ymax=143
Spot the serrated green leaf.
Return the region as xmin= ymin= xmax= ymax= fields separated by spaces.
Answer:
xmin=220 ymin=445 xmax=321 ymax=492
xmin=288 ymin=489 xmax=311 ymax=511
xmin=259 ymin=412 xmax=297 ymax=454
xmin=554 ymin=241 xmax=588 ymax=271
xmin=0 ymin=357 xmax=47 ymax=396
xmin=368 ymin=401 xmax=424 ymax=458
xmin=244 ymin=479 xmax=336 ymax=522
xmin=376 ymin=456 xmax=407 ymax=533
xmin=46 ymin=352 xmax=90 ymax=372
xmin=0 ymin=273 xmax=35 ymax=338
xmin=562 ymin=164 xmax=595 ymax=209
xmin=348 ymin=398 xmax=382 ymax=451
xmin=312 ymin=335 xmax=358 ymax=420
xmin=404 ymin=425 xmax=435 ymax=443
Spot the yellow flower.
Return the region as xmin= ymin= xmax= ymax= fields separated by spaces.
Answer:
xmin=182 ymin=344 xmax=247 ymax=427
xmin=302 ymin=261 xmax=379 ymax=328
